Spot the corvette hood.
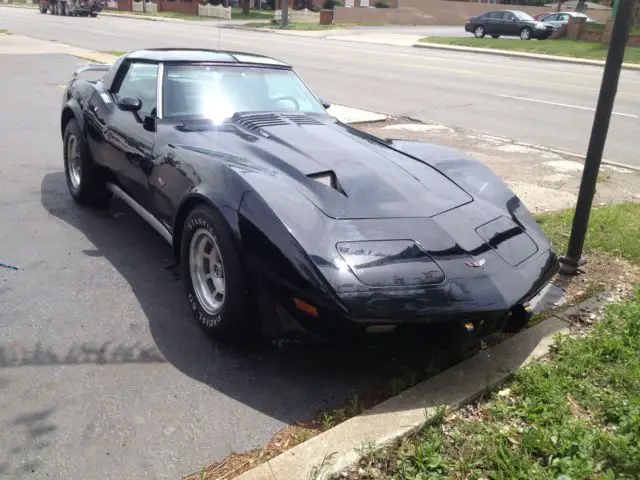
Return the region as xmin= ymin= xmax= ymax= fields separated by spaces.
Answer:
xmin=190 ymin=113 xmax=473 ymax=219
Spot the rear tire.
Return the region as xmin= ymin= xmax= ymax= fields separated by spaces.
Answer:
xmin=63 ymin=118 xmax=112 ymax=207
xmin=181 ymin=205 xmax=259 ymax=342
xmin=90 ymin=12 xmax=98 ymax=17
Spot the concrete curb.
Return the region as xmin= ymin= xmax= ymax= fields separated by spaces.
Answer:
xmin=233 ymin=305 xmax=599 ymax=480
xmin=413 ymin=42 xmax=640 ymax=72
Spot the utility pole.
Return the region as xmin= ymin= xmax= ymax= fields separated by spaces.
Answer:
xmin=559 ymin=0 xmax=633 ymax=275
xmin=281 ymin=0 xmax=289 ymax=27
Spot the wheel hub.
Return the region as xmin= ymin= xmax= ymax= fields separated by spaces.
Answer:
xmin=189 ymin=228 xmax=226 ymax=316
xmin=67 ymin=134 xmax=81 ymax=191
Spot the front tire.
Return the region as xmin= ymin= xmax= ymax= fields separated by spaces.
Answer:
xmin=520 ymin=27 xmax=533 ymax=40
xmin=180 ymin=205 xmax=258 ymax=341
xmin=491 ymin=34 xmax=500 ymax=38
xmin=63 ymin=118 xmax=111 ymax=206
xmin=474 ymin=25 xmax=485 ymax=38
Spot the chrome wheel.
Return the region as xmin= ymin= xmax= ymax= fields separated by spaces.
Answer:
xmin=189 ymin=228 xmax=225 ymax=316
xmin=474 ymin=26 xmax=484 ymax=38
xmin=521 ymin=28 xmax=531 ymax=40
xmin=66 ymin=134 xmax=81 ymax=191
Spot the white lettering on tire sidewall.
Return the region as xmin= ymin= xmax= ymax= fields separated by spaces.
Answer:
xmin=188 ymin=292 xmax=222 ymax=328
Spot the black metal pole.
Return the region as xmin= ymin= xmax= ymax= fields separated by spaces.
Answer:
xmin=559 ymin=0 xmax=633 ymax=275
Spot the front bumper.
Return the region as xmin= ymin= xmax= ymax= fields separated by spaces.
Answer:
xmin=260 ymin=248 xmax=558 ymax=344
xmin=532 ymin=27 xmax=555 ymax=39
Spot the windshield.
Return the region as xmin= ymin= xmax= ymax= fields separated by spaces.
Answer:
xmin=513 ymin=11 xmax=535 ymax=21
xmin=162 ymin=64 xmax=326 ymax=122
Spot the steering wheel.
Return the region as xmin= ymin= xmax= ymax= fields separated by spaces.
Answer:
xmin=273 ymin=96 xmax=300 ymax=111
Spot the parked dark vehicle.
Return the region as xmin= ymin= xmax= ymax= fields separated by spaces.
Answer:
xmin=59 ymin=48 xmax=559 ymax=345
xmin=39 ymin=0 xmax=103 ymax=16
xmin=465 ymin=10 xmax=556 ymax=40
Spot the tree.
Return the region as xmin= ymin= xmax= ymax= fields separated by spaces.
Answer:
xmin=242 ymin=0 xmax=250 ymax=15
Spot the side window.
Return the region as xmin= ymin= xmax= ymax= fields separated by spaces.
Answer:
xmin=503 ymin=13 xmax=515 ymax=21
xmin=559 ymin=14 xmax=569 ymax=21
xmin=116 ymin=62 xmax=159 ymax=118
xmin=545 ymin=14 xmax=557 ymax=21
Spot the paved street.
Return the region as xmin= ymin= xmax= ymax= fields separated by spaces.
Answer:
xmin=1 ymin=5 xmax=639 ymax=166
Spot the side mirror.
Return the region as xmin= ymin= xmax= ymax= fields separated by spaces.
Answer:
xmin=319 ymin=98 xmax=331 ymax=109
xmin=117 ymin=96 xmax=142 ymax=112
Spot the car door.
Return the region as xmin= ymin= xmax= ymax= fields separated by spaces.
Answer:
xmin=103 ymin=61 xmax=159 ymax=209
xmin=501 ymin=12 xmax=520 ymax=36
xmin=483 ymin=12 xmax=501 ymax=35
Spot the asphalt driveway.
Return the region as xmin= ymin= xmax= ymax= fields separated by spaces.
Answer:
xmin=0 ymin=53 xmax=445 ymax=480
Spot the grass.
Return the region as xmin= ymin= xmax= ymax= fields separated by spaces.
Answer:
xmin=419 ymin=36 xmax=640 ymax=64
xmin=343 ymin=287 xmax=640 ymax=479
xmin=101 ymin=50 xmax=126 ymax=57
xmin=0 ymin=29 xmax=9 ymax=34
xmin=535 ymin=203 xmax=640 ymax=265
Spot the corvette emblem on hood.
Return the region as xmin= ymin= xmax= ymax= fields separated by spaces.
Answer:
xmin=465 ymin=258 xmax=486 ymax=268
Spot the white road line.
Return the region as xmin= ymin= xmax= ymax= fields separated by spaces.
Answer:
xmin=497 ymin=94 xmax=638 ymax=119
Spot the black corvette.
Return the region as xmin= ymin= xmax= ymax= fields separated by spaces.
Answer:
xmin=60 ymin=48 xmax=559 ymax=345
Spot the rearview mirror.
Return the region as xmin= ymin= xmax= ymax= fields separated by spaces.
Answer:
xmin=117 ymin=96 xmax=142 ymax=112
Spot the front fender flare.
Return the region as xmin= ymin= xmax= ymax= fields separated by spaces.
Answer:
xmin=61 ymin=98 xmax=85 ymax=139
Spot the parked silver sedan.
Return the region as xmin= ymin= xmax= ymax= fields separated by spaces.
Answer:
xmin=542 ymin=11 xmax=597 ymax=27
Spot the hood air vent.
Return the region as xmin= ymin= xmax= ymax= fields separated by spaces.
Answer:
xmin=233 ymin=112 xmax=322 ymax=133
xmin=308 ymin=170 xmax=347 ymax=196
xmin=232 ymin=113 xmax=289 ymax=132
xmin=281 ymin=113 xmax=322 ymax=126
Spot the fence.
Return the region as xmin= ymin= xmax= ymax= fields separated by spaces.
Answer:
xmin=274 ymin=8 xmax=318 ymax=23
xmin=198 ymin=3 xmax=231 ymax=19
xmin=132 ymin=0 xmax=157 ymax=13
